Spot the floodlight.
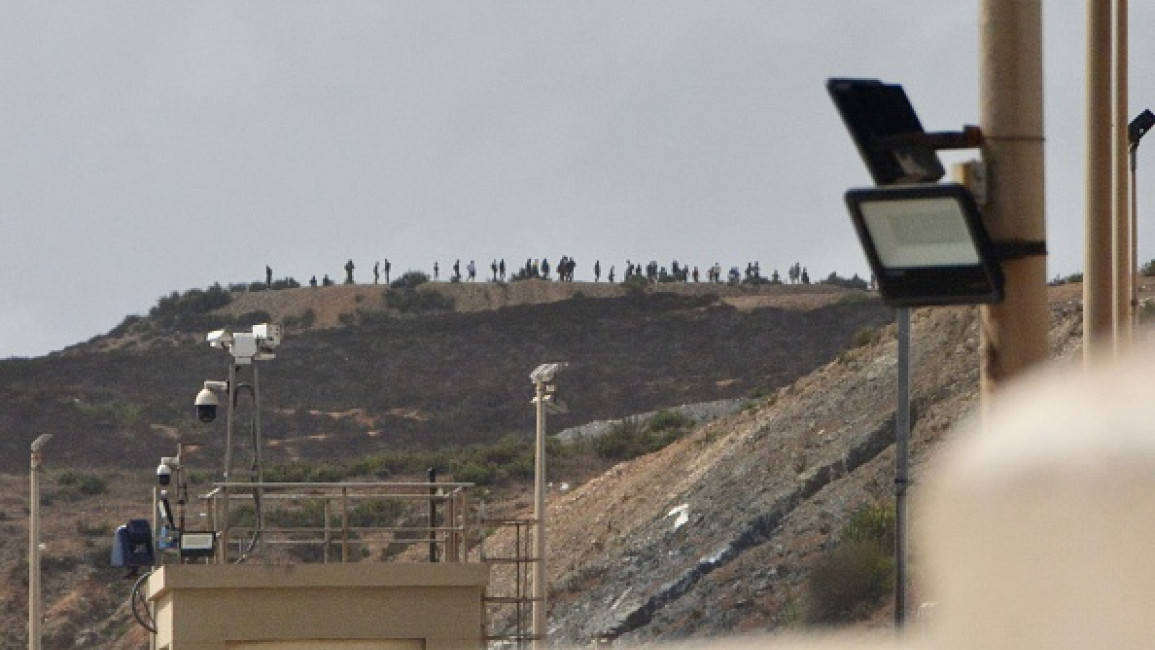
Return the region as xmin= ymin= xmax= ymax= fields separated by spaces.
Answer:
xmin=1130 ymin=109 xmax=1155 ymax=147
xmin=845 ymin=183 xmax=1005 ymax=307
xmin=179 ymin=532 xmax=215 ymax=558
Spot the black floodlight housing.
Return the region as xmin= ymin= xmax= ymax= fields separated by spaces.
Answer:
xmin=845 ymin=183 xmax=1005 ymax=307
xmin=1131 ymin=109 xmax=1155 ymax=147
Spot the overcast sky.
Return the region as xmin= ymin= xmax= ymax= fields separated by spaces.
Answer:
xmin=3 ymin=2 xmax=1154 ymax=358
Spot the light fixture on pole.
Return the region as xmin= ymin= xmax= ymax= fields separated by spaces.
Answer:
xmin=1129 ymin=109 xmax=1154 ymax=330
xmin=29 ymin=433 xmax=53 ymax=650
xmin=529 ymin=362 xmax=567 ymax=650
xmin=829 ymin=77 xmax=1045 ymax=631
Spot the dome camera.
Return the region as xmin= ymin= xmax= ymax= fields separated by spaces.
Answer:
xmin=195 ymin=387 xmax=219 ymax=423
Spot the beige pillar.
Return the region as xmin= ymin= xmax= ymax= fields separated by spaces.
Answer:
xmin=1114 ymin=0 xmax=1131 ymax=349
xmin=1086 ymin=0 xmax=1115 ymax=362
xmin=978 ymin=0 xmax=1049 ymax=402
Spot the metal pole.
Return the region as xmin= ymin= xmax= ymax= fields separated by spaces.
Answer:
xmin=1133 ymin=143 xmax=1141 ymax=331
xmin=532 ymin=381 xmax=547 ymax=650
xmin=1085 ymin=0 xmax=1116 ymax=362
xmin=28 ymin=434 xmax=51 ymax=650
xmin=428 ymin=467 xmax=439 ymax=562
xmin=979 ymin=0 xmax=1049 ymax=401
xmin=1114 ymin=0 xmax=1131 ymax=349
xmin=223 ymin=362 xmax=236 ymax=481
xmin=252 ymin=364 xmax=263 ymax=484
xmin=894 ymin=308 xmax=910 ymax=631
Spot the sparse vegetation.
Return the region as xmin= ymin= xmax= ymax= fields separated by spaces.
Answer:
xmin=591 ymin=410 xmax=694 ymax=461
xmin=283 ymin=308 xmax=317 ymax=330
xmin=803 ymin=502 xmax=895 ymax=624
xmin=851 ymin=326 xmax=879 ymax=348
xmin=70 ymin=399 xmax=145 ymax=425
xmin=837 ymin=291 xmax=871 ymax=305
xmin=56 ymin=470 xmax=108 ymax=498
xmin=622 ymin=274 xmax=649 ymax=291
xmin=821 ymin=272 xmax=869 ymax=290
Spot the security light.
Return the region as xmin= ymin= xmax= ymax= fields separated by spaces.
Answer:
xmin=1130 ymin=109 xmax=1155 ymax=147
xmin=179 ymin=532 xmax=215 ymax=558
xmin=845 ymin=183 xmax=1005 ymax=307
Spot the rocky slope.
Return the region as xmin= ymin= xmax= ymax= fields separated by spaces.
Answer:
xmin=486 ymin=288 xmax=1089 ymax=645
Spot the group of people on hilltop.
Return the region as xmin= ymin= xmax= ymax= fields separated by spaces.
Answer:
xmin=273 ymin=256 xmax=816 ymax=290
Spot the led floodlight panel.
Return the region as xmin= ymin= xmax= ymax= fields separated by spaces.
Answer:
xmin=845 ymin=184 xmax=1004 ymax=307
xmin=827 ymin=78 xmax=945 ymax=185
xmin=179 ymin=532 xmax=216 ymax=558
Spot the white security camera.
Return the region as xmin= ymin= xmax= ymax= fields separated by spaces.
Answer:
xmin=195 ymin=387 xmax=219 ymax=423
xmin=156 ymin=461 xmax=172 ymax=486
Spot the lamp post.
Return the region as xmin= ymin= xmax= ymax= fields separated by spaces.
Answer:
xmin=29 ymin=433 xmax=52 ymax=650
xmin=1130 ymin=109 xmax=1155 ymax=331
xmin=529 ymin=362 xmax=567 ymax=650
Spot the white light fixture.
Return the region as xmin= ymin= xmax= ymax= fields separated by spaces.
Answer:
xmin=845 ymin=183 xmax=1005 ymax=307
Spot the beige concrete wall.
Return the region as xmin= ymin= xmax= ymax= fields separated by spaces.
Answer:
xmin=148 ymin=563 xmax=488 ymax=650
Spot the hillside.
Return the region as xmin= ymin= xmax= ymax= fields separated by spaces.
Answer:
xmin=0 ymin=278 xmax=1107 ymax=648
xmin=531 ymin=295 xmax=1086 ymax=644
xmin=0 ymin=281 xmax=887 ymax=474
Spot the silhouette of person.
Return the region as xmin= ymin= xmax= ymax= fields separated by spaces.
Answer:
xmin=323 ymin=274 xmax=333 ymax=286
xmin=491 ymin=259 xmax=498 ymax=282
xmin=467 ymin=260 xmax=476 ymax=282
xmin=310 ymin=275 xmax=318 ymax=287
xmin=499 ymin=259 xmax=506 ymax=282
xmin=383 ymin=259 xmax=391 ymax=284
xmin=373 ymin=262 xmax=380 ymax=284
xmin=344 ymin=259 xmax=355 ymax=284
xmin=266 ymin=265 xmax=272 ymax=289
xmin=594 ymin=260 xmax=601 ymax=282
xmin=453 ymin=259 xmax=461 ymax=281
xmin=434 ymin=261 xmax=439 ymax=281
xmin=608 ymin=265 xmax=615 ymax=283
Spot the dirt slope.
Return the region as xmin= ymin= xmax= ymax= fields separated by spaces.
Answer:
xmin=486 ymin=286 xmax=1090 ymax=644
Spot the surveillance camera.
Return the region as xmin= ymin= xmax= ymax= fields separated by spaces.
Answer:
xmin=157 ymin=462 xmax=172 ymax=486
xmin=195 ymin=387 xmax=218 ymax=423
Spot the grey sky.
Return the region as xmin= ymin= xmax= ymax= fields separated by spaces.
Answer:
xmin=3 ymin=2 xmax=1153 ymax=358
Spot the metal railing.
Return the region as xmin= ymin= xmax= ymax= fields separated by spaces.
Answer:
xmin=196 ymin=481 xmax=474 ymax=564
